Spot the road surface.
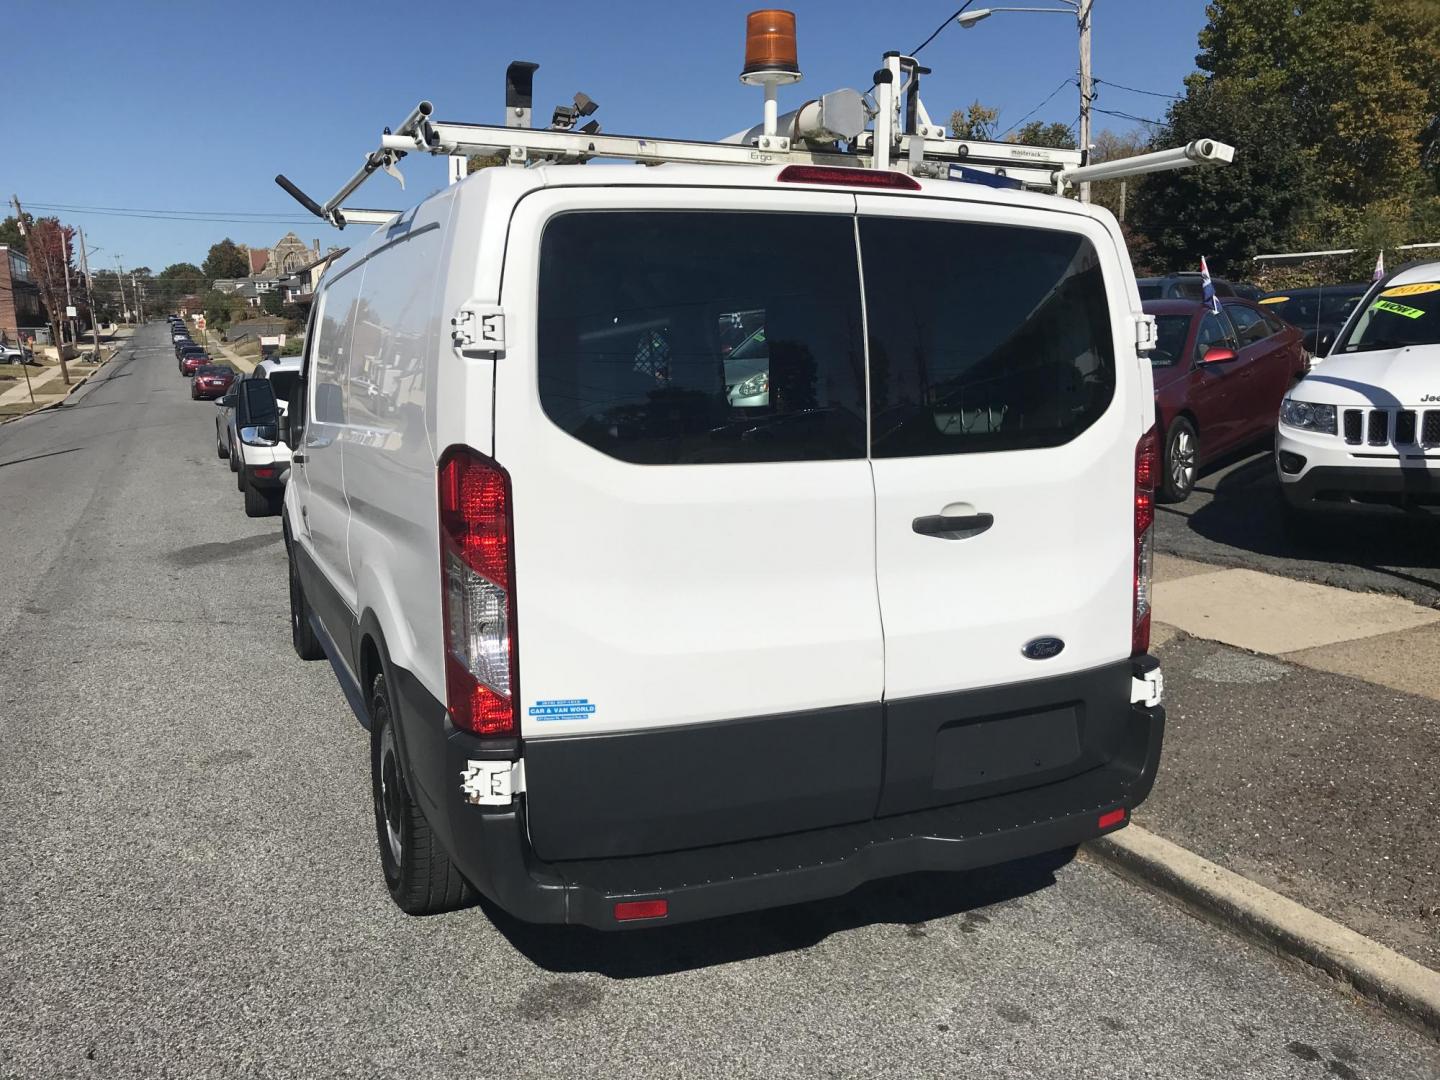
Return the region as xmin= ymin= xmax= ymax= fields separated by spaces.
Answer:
xmin=2 ymin=323 xmax=1437 ymax=1079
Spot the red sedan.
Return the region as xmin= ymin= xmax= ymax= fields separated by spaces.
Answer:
xmin=191 ymin=364 xmax=237 ymax=400
xmin=1146 ymin=298 xmax=1308 ymax=501
xmin=181 ymin=351 xmax=214 ymax=376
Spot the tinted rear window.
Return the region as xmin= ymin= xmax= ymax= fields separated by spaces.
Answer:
xmin=267 ymin=371 xmax=299 ymax=405
xmin=860 ymin=218 xmax=1115 ymax=456
xmin=537 ymin=212 xmax=866 ymax=464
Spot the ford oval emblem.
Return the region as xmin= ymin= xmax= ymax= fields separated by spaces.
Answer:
xmin=1022 ymin=637 xmax=1065 ymax=660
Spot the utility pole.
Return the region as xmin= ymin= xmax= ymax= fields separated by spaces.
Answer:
xmin=132 ymin=273 xmax=144 ymax=323
xmin=114 ymin=256 xmax=129 ymax=326
xmin=1119 ymin=179 xmax=1127 ymax=223
xmin=1077 ymin=0 xmax=1093 ymax=205
xmin=78 ymin=228 xmax=102 ymax=361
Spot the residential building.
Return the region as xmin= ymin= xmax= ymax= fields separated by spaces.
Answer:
xmin=0 ymin=245 xmax=45 ymax=347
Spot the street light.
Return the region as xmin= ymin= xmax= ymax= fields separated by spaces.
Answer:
xmin=958 ymin=0 xmax=1095 ymax=204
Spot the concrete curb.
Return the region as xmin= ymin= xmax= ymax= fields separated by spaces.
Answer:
xmin=1087 ymin=824 xmax=1440 ymax=1041
xmin=0 ymin=340 xmax=127 ymax=425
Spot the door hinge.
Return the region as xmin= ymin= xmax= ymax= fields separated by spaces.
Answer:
xmin=451 ymin=301 xmax=506 ymax=354
xmin=1130 ymin=667 xmax=1164 ymax=709
xmin=460 ymin=759 xmax=524 ymax=806
xmin=1134 ymin=312 xmax=1158 ymax=354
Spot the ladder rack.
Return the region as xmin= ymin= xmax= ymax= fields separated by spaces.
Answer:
xmin=277 ymin=54 xmax=1233 ymax=230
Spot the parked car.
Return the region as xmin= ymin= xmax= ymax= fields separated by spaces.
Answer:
xmin=190 ymin=364 xmax=236 ymax=400
xmin=177 ymin=344 xmax=207 ymax=370
xmin=1258 ymin=283 xmax=1367 ymax=359
xmin=264 ymin=163 xmax=1166 ymax=930
xmin=228 ymin=377 xmax=287 ymax=517
xmin=1145 ymin=297 xmax=1308 ymax=500
xmin=1276 ymin=264 xmax=1440 ymax=521
xmin=173 ymin=338 xmax=195 ymax=359
xmin=1136 ymin=272 xmax=1238 ymax=301
xmin=214 ymin=376 xmax=242 ymax=461
xmin=227 ymin=356 xmax=300 ymax=515
xmin=180 ymin=350 xmax=212 ymax=376
xmin=0 ymin=342 xmax=31 ymax=364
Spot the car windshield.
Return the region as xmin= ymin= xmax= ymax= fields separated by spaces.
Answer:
xmin=197 ymin=365 xmax=230 ymax=376
xmin=267 ymin=371 xmax=299 ymax=405
xmin=1335 ymin=283 xmax=1440 ymax=353
xmin=1150 ymin=314 xmax=1190 ymax=367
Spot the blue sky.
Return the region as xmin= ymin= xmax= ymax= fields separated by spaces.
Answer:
xmin=3 ymin=0 xmax=1209 ymax=272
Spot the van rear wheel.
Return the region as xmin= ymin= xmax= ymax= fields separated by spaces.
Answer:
xmin=370 ymin=672 xmax=475 ymax=915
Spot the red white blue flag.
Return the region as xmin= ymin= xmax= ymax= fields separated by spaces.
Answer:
xmin=1200 ymin=256 xmax=1221 ymax=314
xmin=1373 ymin=250 xmax=1385 ymax=282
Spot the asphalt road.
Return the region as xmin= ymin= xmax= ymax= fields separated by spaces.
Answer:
xmin=3 ymin=324 xmax=1439 ymax=1079
xmin=1157 ymin=447 xmax=1440 ymax=608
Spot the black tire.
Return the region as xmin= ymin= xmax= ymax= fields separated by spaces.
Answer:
xmin=216 ymin=432 xmax=229 ymax=459
xmin=236 ymin=458 xmax=245 ymax=489
xmin=242 ymin=477 xmax=277 ymax=517
xmin=228 ymin=437 xmax=239 ymax=472
xmin=1160 ymin=417 xmax=1198 ymax=503
xmin=287 ymin=542 xmax=325 ymax=661
xmin=370 ymin=672 xmax=475 ymax=915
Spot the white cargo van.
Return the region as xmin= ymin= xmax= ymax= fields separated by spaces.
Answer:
xmin=260 ymin=158 xmax=1167 ymax=928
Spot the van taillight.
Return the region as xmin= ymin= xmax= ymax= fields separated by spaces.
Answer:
xmin=438 ymin=448 xmax=518 ymax=736
xmin=1133 ymin=427 xmax=1157 ymax=655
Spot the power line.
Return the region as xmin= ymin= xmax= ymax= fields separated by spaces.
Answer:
xmin=1092 ymin=107 xmax=1167 ymax=128
xmin=997 ymin=78 xmax=1077 ymax=140
xmin=24 ymin=202 xmax=317 ymax=226
xmin=910 ymin=1 xmax=981 ymax=57
xmin=1094 ymin=77 xmax=1182 ymax=101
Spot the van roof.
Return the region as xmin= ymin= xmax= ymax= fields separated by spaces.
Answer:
xmin=258 ymin=356 xmax=302 ymax=374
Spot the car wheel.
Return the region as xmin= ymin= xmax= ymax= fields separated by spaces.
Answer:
xmin=287 ymin=543 xmax=325 ymax=661
xmin=1160 ymin=418 xmax=1198 ymax=502
xmin=242 ymin=478 xmax=276 ymax=517
xmin=217 ymin=431 xmax=229 ymax=459
xmin=371 ymin=672 xmax=475 ymax=915
xmin=228 ymin=437 xmax=239 ymax=472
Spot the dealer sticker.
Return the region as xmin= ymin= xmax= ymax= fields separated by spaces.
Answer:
xmin=528 ymin=698 xmax=597 ymax=721
xmin=1379 ymin=282 xmax=1440 ymax=299
xmin=1372 ymin=299 xmax=1426 ymax=319
xmin=1258 ymin=295 xmax=1289 ymax=304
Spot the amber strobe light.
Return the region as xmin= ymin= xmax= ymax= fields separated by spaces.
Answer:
xmin=742 ymin=9 xmax=799 ymax=78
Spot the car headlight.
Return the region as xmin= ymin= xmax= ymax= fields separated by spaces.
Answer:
xmin=734 ymin=371 xmax=769 ymax=399
xmin=1280 ymin=399 xmax=1336 ymax=434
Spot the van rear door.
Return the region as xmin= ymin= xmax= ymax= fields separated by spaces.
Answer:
xmin=494 ymin=187 xmax=885 ymax=860
xmin=855 ymin=197 xmax=1139 ymax=815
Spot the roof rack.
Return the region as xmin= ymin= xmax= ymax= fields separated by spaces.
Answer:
xmin=277 ymin=43 xmax=1234 ymax=230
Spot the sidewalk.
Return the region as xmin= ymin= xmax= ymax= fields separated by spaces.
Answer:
xmin=1143 ymin=554 xmax=1440 ymax=971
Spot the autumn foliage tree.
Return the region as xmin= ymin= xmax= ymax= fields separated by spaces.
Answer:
xmin=26 ymin=217 xmax=76 ymax=384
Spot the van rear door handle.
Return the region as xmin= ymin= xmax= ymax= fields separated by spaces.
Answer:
xmin=912 ymin=512 xmax=994 ymax=540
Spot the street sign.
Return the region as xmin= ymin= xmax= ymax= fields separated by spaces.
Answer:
xmin=196 ymin=315 xmax=207 ymax=331
xmin=65 ymin=306 xmax=77 ymax=318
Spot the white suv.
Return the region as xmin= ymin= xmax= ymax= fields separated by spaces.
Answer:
xmin=1276 ymin=261 xmax=1440 ymax=521
xmin=264 ymin=163 xmax=1166 ymax=928
xmin=230 ymin=356 xmax=301 ymax=517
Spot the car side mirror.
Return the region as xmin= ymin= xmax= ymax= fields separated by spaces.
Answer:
xmin=1201 ymin=346 xmax=1237 ymax=365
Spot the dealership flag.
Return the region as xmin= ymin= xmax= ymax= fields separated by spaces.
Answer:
xmin=1373 ymin=250 xmax=1385 ymax=282
xmin=1200 ymin=256 xmax=1221 ymax=313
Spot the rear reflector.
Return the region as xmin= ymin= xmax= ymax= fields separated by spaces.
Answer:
xmin=777 ymin=164 xmax=921 ymax=191
xmin=253 ymin=467 xmax=276 ymax=479
xmin=1098 ymin=808 xmax=1127 ymax=830
xmin=614 ymin=899 xmax=669 ymax=922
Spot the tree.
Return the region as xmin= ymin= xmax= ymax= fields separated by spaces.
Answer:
xmin=26 ymin=218 xmax=76 ymax=384
xmin=261 ymin=289 xmax=285 ymax=316
xmin=1009 ymin=121 xmax=1077 ymax=150
xmin=202 ymin=238 xmax=250 ymax=281
xmin=202 ymin=289 xmax=239 ymax=330
xmin=0 ymin=214 xmax=29 ymax=254
xmin=467 ymin=152 xmax=508 ymax=173
xmin=949 ymin=102 xmax=1000 ymax=142
xmin=1087 ymin=129 xmax=1150 ymax=225
xmin=157 ymin=262 xmax=205 ymax=305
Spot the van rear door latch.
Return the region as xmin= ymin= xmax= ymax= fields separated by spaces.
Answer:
xmin=1134 ymin=313 xmax=1158 ymax=354
xmin=452 ymin=302 xmax=506 ymax=354
xmin=1130 ymin=667 xmax=1163 ymax=709
xmin=461 ymin=759 xmax=525 ymax=805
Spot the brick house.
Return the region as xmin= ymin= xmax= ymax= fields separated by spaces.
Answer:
xmin=0 ymin=245 xmax=45 ymax=347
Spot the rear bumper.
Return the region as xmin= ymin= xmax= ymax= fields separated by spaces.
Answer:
xmin=433 ymin=659 xmax=1164 ymax=930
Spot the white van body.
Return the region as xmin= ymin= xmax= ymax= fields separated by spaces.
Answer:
xmin=282 ymin=163 xmax=1166 ymax=928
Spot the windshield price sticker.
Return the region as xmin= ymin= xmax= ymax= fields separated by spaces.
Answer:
xmin=1259 ymin=295 xmax=1289 ymax=304
xmin=1379 ymin=282 xmax=1440 ymax=299
xmin=1372 ymin=299 xmax=1426 ymax=320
